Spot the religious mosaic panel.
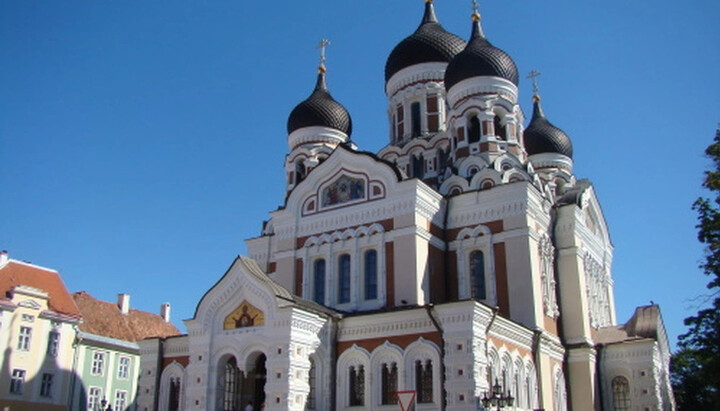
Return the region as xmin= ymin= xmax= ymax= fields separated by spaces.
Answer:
xmin=321 ymin=174 xmax=365 ymax=207
xmin=223 ymin=300 xmax=265 ymax=329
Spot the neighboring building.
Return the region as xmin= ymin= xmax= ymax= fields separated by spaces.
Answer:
xmin=71 ymin=292 xmax=181 ymax=411
xmin=0 ymin=251 xmax=82 ymax=411
xmin=141 ymin=2 xmax=672 ymax=410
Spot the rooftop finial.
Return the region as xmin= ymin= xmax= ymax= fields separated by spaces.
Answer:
xmin=317 ymin=39 xmax=330 ymax=74
xmin=469 ymin=0 xmax=485 ymax=39
xmin=471 ymin=0 xmax=481 ymax=22
xmin=527 ymin=70 xmax=542 ymax=101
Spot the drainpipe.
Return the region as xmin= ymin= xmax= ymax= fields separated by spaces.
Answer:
xmin=425 ymin=304 xmax=445 ymax=411
xmin=68 ymin=327 xmax=83 ymax=411
xmin=329 ymin=314 xmax=339 ymax=411
xmin=442 ymin=196 xmax=451 ymax=302
xmin=484 ymin=306 xmax=499 ymax=388
xmin=596 ymin=343 xmax=605 ymax=411
xmin=532 ymin=329 xmax=544 ymax=409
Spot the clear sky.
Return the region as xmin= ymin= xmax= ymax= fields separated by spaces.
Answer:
xmin=2 ymin=1 xmax=718 ymax=348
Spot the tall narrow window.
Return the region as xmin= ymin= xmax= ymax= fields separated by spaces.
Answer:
xmin=612 ymin=376 xmax=630 ymax=411
xmin=295 ymin=160 xmax=306 ymax=185
xmin=427 ymin=96 xmax=439 ymax=132
xmin=88 ymin=387 xmax=102 ymax=410
xmin=47 ymin=331 xmax=60 ymax=356
xmin=114 ymin=390 xmax=127 ymax=411
xmin=307 ymin=358 xmax=316 ymax=409
xmin=470 ymin=250 xmax=486 ymax=300
xmin=415 ymin=360 xmax=433 ymax=403
xmin=91 ymin=352 xmax=106 ymax=375
xmin=223 ymin=358 xmax=239 ymax=411
xmin=40 ymin=373 xmax=53 ymax=397
xmin=338 ymin=254 xmax=351 ymax=304
xmin=411 ymin=102 xmax=421 ymax=137
xmin=349 ymin=365 xmax=365 ymax=406
xmin=396 ymin=105 xmax=404 ymax=141
xmin=364 ymin=250 xmax=378 ymax=300
xmin=469 ymin=116 xmax=481 ymax=143
xmin=381 ymin=363 xmax=398 ymax=405
xmin=494 ymin=115 xmax=506 ymax=140
xmin=411 ymin=154 xmax=425 ymax=179
xmin=169 ymin=377 xmax=181 ymax=411
xmin=313 ymin=259 xmax=326 ymax=305
xmin=17 ymin=326 xmax=31 ymax=351
xmin=118 ymin=356 xmax=130 ymax=379
xmin=10 ymin=369 xmax=25 ymax=394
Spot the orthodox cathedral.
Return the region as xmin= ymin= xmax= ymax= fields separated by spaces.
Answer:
xmin=137 ymin=2 xmax=674 ymax=410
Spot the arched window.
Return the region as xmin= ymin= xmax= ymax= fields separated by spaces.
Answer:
xmin=295 ymin=160 xmax=306 ymax=184
xmin=612 ymin=376 xmax=630 ymax=411
xmin=364 ymin=250 xmax=377 ymax=300
xmin=415 ymin=360 xmax=433 ymax=403
xmin=349 ymin=365 xmax=365 ymax=406
xmin=411 ymin=154 xmax=425 ymax=179
xmin=313 ymin=259 xmax=326 ymax=305
xmin=222 ymin=358 xmax=239 ymax=411
xmin=469 ymin=116 xmax=481 ymax=143
xmin=470 ymin=250 xmax=486 ymax=300
xmin=338 ymin=254 xmax=351 ymax=304
xmin=307 ymin=358 xmax=317 ymax=410
xmin=169 ymin=377 xmax=181 ymax=411
xmin=381 ymin=362 xmax=398 ymax=405
xmin=494 ymin=115 xmax=506 ymax=140
xmin=411 ymin=102 xmax=421 ymax=137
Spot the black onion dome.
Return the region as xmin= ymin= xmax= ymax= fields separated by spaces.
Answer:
xmin=444 ymin=15 xmax=519 ymax=90
xmin=384 ymin=1 xmax=466 ymax=83
xmin=287 ymin=71 xmax=352 ymax=136
xmin=523 ymin=97 xmax=573 ymax=158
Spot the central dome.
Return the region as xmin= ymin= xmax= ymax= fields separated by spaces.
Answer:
xmin=384 ymin=1 xmax=466 ymax=83
xmin=444 ymin=14 xmax=519 ymax=90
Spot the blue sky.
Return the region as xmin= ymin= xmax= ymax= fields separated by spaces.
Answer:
xmin=2 ymin=1 xmax=718 ymax=348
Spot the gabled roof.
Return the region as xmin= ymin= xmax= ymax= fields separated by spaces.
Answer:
xmin=73 ymin=291 xmax=180 ymax=342
xmin=0 ymin=259 xmax=81 ymax=318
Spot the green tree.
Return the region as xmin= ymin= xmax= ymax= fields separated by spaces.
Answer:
xmin=673 ymin=127 xmax=720 ymax=410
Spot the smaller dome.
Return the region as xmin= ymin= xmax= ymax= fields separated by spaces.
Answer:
xmin=444 ymin=14 xmax=519 ymax=90
xmin=287 ymin=70 xmax=352 ymax=136
xmin=384 ymin=1 xmax=466 ymax=83
xmin=523 ymin=96 xmax=573 ymax=158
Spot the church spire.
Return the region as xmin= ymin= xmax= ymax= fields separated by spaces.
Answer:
xmin=420 ymin=0 xmax=438 ymax=26
xmin=470 ymin=0 xmax=486 ymax=40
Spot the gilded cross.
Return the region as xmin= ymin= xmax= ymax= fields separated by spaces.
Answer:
xmin=317 ymin=39 xmax=330 ymax=69
xmin=527 ymin=70 xmax=542 ymax=95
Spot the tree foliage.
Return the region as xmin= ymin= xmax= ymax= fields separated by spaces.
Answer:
xmin=673 ymin=127 xmax=720 ymax=410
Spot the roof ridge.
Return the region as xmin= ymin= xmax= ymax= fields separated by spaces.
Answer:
xmin=4 ymin=259 xmax=59 ymax=273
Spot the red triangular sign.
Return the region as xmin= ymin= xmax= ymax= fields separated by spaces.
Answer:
xmin=397 ymin=391 xmax=416 ymax=411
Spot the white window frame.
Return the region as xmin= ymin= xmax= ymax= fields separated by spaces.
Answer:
xmin=114 ymin=390 xmax=128 ymax=411
xmin=17 ymin=326 xmax=32 ymax=351
xmin=47 ymin=331 xmax=60 ymax=357
xmin=117 ymin=356 xmax=131 ymax=379
xmin=451 ymin=225 xmax=496 ymax=305
xmin=10 ymin=369 xmax=25 ymax=394
xmin=40 ymin=372 xmax=54 ymax=397
xmin=88 ymin=386 xmax=102 ymax=410
xmin=92 ymin=351 xmax=106 ymax=376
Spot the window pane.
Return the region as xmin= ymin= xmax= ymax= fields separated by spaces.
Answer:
xmin=338 ymin=254 xmax=351 ymax=304
xmin=364 ymin=250 xmax=377 ymax=300
xmin=411 ymin=102 xmax=421 ymax=137
xmin=313 ymin=259 xmax=326 ymax=304
xmin=612 ymin=377 xmax=630 ymax=411
xmin=470 ymin=251 xmax=486 ymax=300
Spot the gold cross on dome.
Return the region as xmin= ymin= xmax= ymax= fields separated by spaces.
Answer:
xmin=527 ymin=70 xmax=542 ymax=95
xmin=317 ymin=39 xmax=330 ymax=71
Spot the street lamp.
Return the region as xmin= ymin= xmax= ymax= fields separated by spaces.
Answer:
xmin=481 ymin=378 xmax=514 ymax=410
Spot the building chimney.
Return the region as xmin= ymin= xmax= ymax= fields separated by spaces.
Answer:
xmin=118 ymin=293 xmax=130 ymax=315
xmin=160 ymin=303 xmax=171 ymax=322
xmin=0 ymin=251 xmax=8 ymax=267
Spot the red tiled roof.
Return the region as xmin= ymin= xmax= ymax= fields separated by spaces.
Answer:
xmin=73 ymin=291 xmax=181 ymax=342
xmin=0 ymin=260 xmax=81 ymax=317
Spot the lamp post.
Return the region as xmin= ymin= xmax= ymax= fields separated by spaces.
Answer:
xmin=480 ymin=378 xmax=515 ymax=410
